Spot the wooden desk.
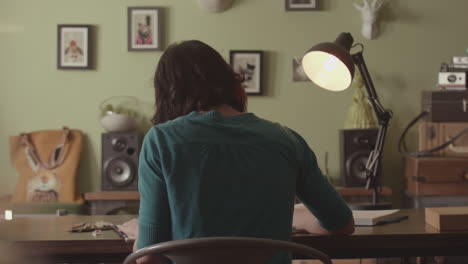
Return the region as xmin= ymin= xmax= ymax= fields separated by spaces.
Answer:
xmin=84 ymin=187 xmax=392 ymax=215
xmin=1 ymin=214 xmax=135 ymax=263
xmin=294 ymin=209 xmax=468 ymax=259
xmin=2 ymin=209 xmax=468 ymax=263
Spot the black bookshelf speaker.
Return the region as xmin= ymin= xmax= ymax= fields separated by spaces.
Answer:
xmin=340 ymin=129 xmax=379 ymax=187
xmin=101 ymin=131 xmax=142 ymax=191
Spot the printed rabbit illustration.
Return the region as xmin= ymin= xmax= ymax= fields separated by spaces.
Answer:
xmin=25 ymin=145 xmax=62 ymax=202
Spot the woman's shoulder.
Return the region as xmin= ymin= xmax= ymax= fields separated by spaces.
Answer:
xmin=147 ymin=114 xmax=191 ymax=134
xmin=142 ymin=113 xmax=209 ymax=146
xmin=251 ymin=115 xmax=303 ymax=140
xmin=248 ymin=116 xmax=309 ymax=150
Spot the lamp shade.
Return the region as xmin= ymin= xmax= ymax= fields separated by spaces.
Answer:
xmin=302 ymin=33 xmax=356 ymax=91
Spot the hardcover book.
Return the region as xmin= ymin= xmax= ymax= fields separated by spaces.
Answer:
xmin=352 ymin=209 xmax=402 ymax=226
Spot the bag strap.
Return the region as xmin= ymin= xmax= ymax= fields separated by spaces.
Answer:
xmin=398 ymin=111 xmax=468 ymax=157
xmin=20 ymin=127 xmax=71 ymax=170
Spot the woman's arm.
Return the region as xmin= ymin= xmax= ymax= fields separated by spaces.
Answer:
xmin=288 ymin=128 xmax=355 ymax=234
xmin=116 ymin=218 xmax=162 ymax=264
xmin=293 ymin=203 xmax=355 ymax=235
xmin=133 ymin=129 xmax=171 ymax=264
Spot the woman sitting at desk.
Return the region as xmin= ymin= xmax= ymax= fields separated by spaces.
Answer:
xmin=130 ymin=40 xmax=355 ymax=264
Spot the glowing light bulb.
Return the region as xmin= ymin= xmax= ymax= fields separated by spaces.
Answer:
xmin=323 ymin=55 xmax=339 ymax=72
xmin=5 ymin=210 xmax=13 ymax=221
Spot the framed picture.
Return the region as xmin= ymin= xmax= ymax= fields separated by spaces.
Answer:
xmin=57 ymin=25 xmax=91 ymax=69
xmin=292 ymin=57 xmax=310 ymax=82
xmin=128 ymin=7 xmax=162 ymax=51
xmin=285 ymin=0 xmax=319 ymax=11
xmin=230 ymin=50 xmax=263 ymax=95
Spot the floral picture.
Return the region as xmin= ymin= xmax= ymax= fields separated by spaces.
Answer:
xmin=230 ymin=50 xmax=263 ymax=95
xmin=128 ymin=7 xmax=162 ymax=51
xmin=57 ymin=25 xmax=91 ymax=69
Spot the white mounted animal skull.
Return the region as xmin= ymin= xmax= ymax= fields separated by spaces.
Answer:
xmin=354 ymin=0 xmax=387 ymax=40
xmin=196 ymin=0 xmax=235 ymax=13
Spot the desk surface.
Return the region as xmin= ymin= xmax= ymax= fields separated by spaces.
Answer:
xmin=1 ymin=209 xmax=467 ymax=262
xmin=1 ymin=214 xmax=135 ymax=263
xmin=84 ymin=187 xmax=392 ymax=201
xmin=294 ymin=209 xmax=468 ymax=258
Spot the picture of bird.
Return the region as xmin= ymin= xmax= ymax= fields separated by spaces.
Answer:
xmin=64 ymin=40 xmax=83 ymax=63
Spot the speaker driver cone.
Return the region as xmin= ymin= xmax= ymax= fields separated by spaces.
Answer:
xmin=104 ymin=157 xmax=135 ymax=186
xmin=345 ymin=151 xmax=369 ymax=184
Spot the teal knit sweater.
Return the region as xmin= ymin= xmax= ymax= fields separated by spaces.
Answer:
xmin=137 ymin=110 xmax=352 ymax=263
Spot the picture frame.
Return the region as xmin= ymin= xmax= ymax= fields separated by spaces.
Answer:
xmin=128 ymin=7 xmax=162 ymax=51
xmin=57 ymin=25 xmax=92 ymax=69
xmin=285 ymin=0 xmax=319 ymax=11
xmin=229 ymin=50 xmax=263 ymax=95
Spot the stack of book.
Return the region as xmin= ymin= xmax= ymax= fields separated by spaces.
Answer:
xmin=352 ymin=209 xmax=407 ymax=226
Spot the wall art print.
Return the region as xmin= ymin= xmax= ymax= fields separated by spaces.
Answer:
xmin=230 ymin=50 xmax=264 ymax=95
xmin=57 ymin=25 xmax=91 ymax=69
xmin=128 ymin=7 xmax=162 ymax=51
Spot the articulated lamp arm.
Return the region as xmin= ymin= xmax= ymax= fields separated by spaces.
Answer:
xmin=352 ymin=51 xmax=393 ymax=204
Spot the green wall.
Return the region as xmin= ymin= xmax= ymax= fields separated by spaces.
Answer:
xmin=1 ymin=0 xmax=467 ymax=206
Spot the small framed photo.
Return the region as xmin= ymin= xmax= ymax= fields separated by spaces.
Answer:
xmin=230 ymin=50 xmax=263 ymax=95
xmin=57 ymin=25 xmax=91 ymax=69
xmin=285 ymin=0 xmax=319 ymax=11
xmin=292 ymin=57 xmax=310 ymax=82
xmin=128 ymin=7 xmax=162 ymax=51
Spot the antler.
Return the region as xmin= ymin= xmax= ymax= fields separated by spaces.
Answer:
xmin=372 ymin=0 xmax=386 ymax=11
xmin=354 ymin=0 xmax=388 ymax=40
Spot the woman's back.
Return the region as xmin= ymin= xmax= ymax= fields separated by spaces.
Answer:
xmin=138 ymin=110 xmax=305 ymax=263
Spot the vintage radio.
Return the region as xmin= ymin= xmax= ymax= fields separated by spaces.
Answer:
xmin=438 ymin=62 xmax=468 ymax=90
xmin=422 ymin=90 xmax=468 ymax=122
xmin=419 ymin=122 xmax=468 ymax=157
xmin=405 ymin=156 xmax=468 ymax=196
xmin=438 ymin=72 xmax=467 ymax=90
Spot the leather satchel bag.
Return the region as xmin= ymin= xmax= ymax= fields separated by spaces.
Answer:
xmin=9 ymin=127 xmax=84 ymax=203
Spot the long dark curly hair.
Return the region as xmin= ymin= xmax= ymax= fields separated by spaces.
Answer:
xmin=151 ymin=40 xmax=247 ymax=125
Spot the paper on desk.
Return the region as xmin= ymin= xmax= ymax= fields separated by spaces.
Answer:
xmin=352 ymin=209 xmax=401 ymax=226
xmin=116 ymin=218 xmax=138 ymax=240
